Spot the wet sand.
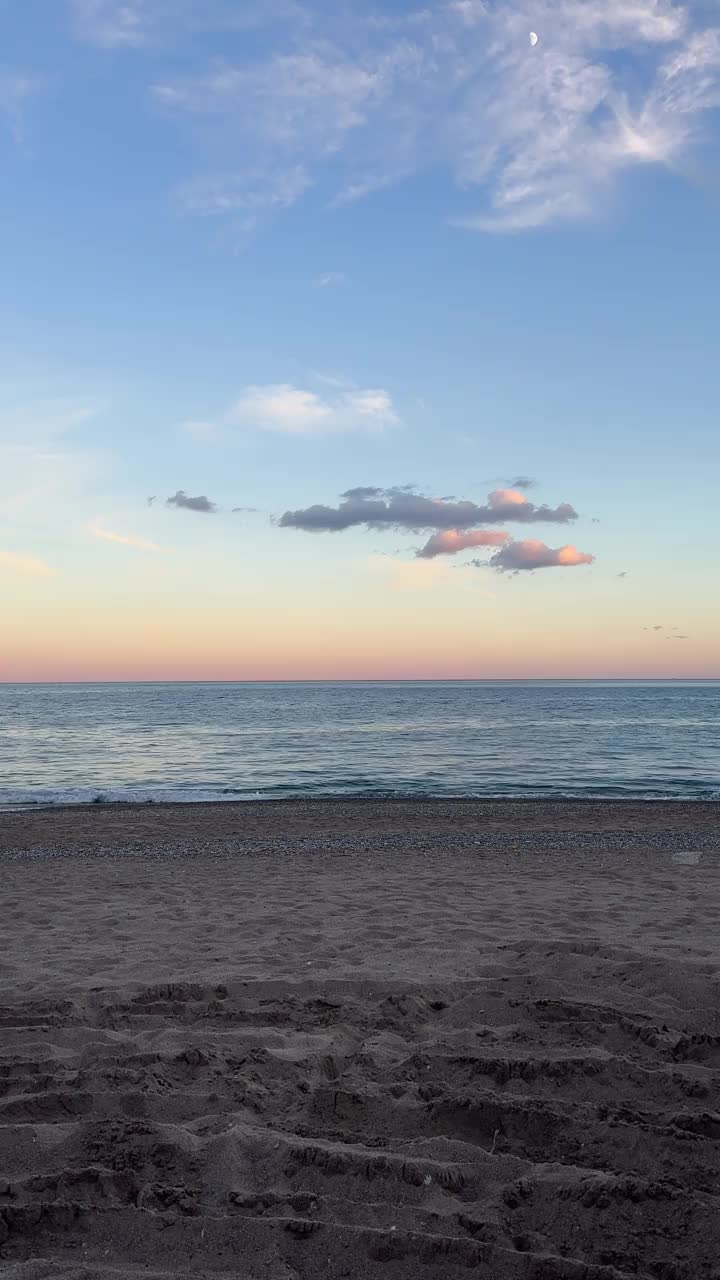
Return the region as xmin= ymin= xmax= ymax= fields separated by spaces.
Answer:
xmin=1 ymin=800 xmax=719 ymax=1278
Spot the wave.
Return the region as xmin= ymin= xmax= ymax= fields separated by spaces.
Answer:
xmin=2 ymin=778 xmax=719 ymax=811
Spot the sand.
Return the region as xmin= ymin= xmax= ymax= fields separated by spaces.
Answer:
xmin=1 ymin=800 xmax=719 ymax=1279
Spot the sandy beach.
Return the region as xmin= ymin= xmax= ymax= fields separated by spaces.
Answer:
xmin=1 ymin=800 xmax=719 ymax=1278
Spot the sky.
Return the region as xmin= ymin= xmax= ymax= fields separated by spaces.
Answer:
xmin=1 ymin=0 xmax=719 ymax=680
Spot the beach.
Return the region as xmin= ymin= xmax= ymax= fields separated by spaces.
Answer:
xmin=1 ymin=800 xmax=719 ymax=1278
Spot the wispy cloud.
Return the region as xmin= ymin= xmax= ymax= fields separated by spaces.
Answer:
xmin=166 ymin=490 xmax=217 ymax=513
xmin=0 ymin=397 xmax=105 ymax=518
xmin=70 ymin=0 xmax=303 ymax=47
xmin=70 ymin=0 xmax=148 ymax=47
xmin=90 ymin=524 xmax=169 ymax=552
xmin=189 ymin=383 xmax=400 ymax=438
xmin=0 ymin=72 xmax=41 ymax=144
xmin=418 ymin=529 xmax=510 ymax=558
xmin=174 ymin=166 xmax=312 ymax=218
xmin=0 ymin=551 xmax=56 ymax=578
xmin=280 ymin=486 xmax=577 ymax=532
xmin=149 ymin=0 xmax=720 ymax=232
xmin=0 ymin=397 xmax=103 ymax=439
xmin=488 ymin=539 xmax=595 ymax=571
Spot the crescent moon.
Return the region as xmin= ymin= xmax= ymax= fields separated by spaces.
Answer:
xmin=529 ymin=31 xmax=539 ymax=46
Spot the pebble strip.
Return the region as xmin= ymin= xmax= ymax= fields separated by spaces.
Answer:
xmin=2 ymin=827 xmax=718 ymax=865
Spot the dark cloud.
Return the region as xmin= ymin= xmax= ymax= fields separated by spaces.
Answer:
xmin=666 ymin=635 xmax=690 ymax=640
xmin=618 ymin=571 xmax=628 ymax=578
xmin=166 ymin=490 xmax=217 ymax=514
xmin=232 ymin=506 xmax=260 ymax=514
xmin=488 ymin=540 xmax=595 ymax=572
xmin=147 ymin=496 xmax=156 ymax=507
xmin=509 ymin=475 xmax=535 ymax=490
xmin=340 ymin=486 xmax=384 ymax=500
xmin=280 ymin=487 xmax=578 ymax=534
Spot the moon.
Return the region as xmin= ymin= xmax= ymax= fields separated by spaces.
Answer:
xmin=529 ymin=31 xmax=538 ymax=46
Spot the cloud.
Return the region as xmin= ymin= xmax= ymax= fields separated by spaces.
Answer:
xmin=279 ymin=486 xmax=578 ymax=532
xmin=70 ymin=0 xmax=148 ymax=46
xmin=0 ymin=398 xmax=104 ymax=440
xmin=90 ymin=524 xmax=169 ymax=552
xmin=150 ymin=1 xmax=720 ymax=232
xmin=509 ymin=475 xmax=535 ymax=490
xmin=0 ymin=551 xmax=56 ymax=578
xmin=0 ymin=398 xmax=105 ymax=521
xmin=314 ymin=272 xmax=347 ymax=288
xmin=0 ymin=73 xmax=41 ymax=144
xmin=228 ymin=384 xmax=399 ymax=436
xmin=418 ymin=529 xmax=510 ymax=558
xmin=618 ymin=570 xmax=628 ymax=578
xmin=341 ymin=486 xmax=383 ymax=500
xmin=488 ymin=539 xmax=595 ymax=571
xmin=71 ymin=0 xmax=305 ymax=46
xmin=666 ymin=634 xmax=690 ymax=640
xmin=174 ymin=165 xmax=311 ymax=217
xmin=166 ymin=490 xmax=217 ymax=513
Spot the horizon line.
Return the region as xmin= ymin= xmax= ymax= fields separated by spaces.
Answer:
xmin=1 ymin=677 xmax=718 ymax=686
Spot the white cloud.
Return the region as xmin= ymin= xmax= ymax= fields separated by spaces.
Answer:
xmin=0 ymin=551 xmax=56 ymax=578
xmin=231 ymin=384 xmax=399 ymax=435
xmin=151 ymin=0 xmax=720 ymax=231
xmin=189 ymin=383 xmax=400 ymax=438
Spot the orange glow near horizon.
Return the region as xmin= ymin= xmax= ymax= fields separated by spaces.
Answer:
xmin=3 ymin=613 xmax=717 ymax=683
xmin=3 ymin=552 xmax=718 ymax=683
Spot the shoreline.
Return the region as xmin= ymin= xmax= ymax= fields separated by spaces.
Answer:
xmin=1 ymin=796 xmax=717 ymax=854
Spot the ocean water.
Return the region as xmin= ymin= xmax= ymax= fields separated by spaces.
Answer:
xmin=0 ymin=681 xmax=718 ymax=809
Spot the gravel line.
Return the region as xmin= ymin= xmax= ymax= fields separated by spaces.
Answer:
xmin=2 ymin=828 xmax=719 ymax=865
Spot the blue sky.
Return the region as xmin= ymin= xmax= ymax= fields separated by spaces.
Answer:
xmin=1 ymin=0 xmax=719 ymax=678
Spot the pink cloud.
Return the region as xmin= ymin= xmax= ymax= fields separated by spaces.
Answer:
xmin=418 ymin=529 xmax=509 ymax=559
xmin=488 ymin=488 xmax=529 ymax=508
xmin=490 ymin=540 xmax=595 ymax=572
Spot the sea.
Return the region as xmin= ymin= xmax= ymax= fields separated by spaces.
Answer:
xmin=0 ymin=680 xmax=718 ymax=810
